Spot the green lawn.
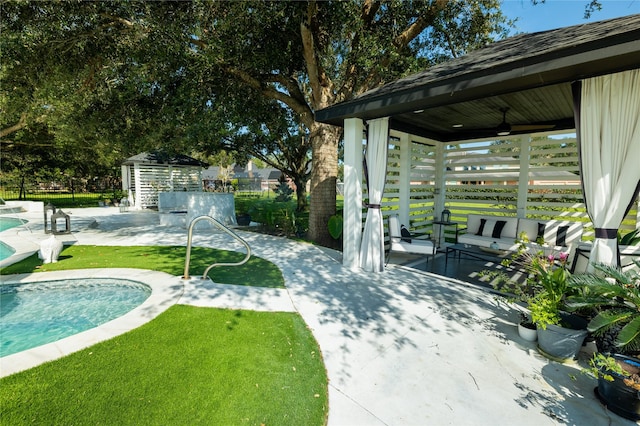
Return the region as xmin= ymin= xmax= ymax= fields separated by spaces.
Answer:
xmin=0 ymin=244 xmax=327 ymax=424
xmin=0 ymin=245 xmax=284 ymax=288
xmin=0 ymin=305 xmax=328 ymax=425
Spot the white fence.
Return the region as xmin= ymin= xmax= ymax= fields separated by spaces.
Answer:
xmin=376 ymin=133 xmax=639 ymax=243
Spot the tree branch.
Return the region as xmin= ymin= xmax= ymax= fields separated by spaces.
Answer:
xmin=300 ymin=0 xmax=333 ymax=111
xmin=0 ymin=113 xmax=27 ymax=138
xmin=358 ymin=0 xmax=448 ymax=92
xmin=221 ymin=64 xmax=314 ymax=128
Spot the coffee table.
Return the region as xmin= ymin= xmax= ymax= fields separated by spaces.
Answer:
xmin=445 ymin=243 xmax=512 ymax=267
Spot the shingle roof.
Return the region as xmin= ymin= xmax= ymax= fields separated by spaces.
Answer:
xmin=356 ymin=14 xmax=640 ymax=102
xmin=122 ymin=151 xmax=208 ymax=167
xmin=316 ymin=14 xmax=640 ymax=142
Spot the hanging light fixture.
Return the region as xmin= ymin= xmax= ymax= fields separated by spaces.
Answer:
xmin=496 ymin=107 xmax=512 ymax=136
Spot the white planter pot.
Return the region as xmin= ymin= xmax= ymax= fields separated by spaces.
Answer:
xmin=518 ymin=323 xmax=537 ymax=342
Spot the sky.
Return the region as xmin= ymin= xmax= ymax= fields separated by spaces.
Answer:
xmin=501 ymin=0 xmax=640 ymax=33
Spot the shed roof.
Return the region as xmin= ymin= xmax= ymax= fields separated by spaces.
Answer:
xmin=122 ymin=151 xmax=208 ymax=167
xmin=316 ymin=14 xmax=640 ymax=142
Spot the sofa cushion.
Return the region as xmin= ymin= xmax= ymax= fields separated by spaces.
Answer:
xmin=476 ymin=218 xmax=488 ymax=235
xmin=492 ymin=220 xmax=508 ymax=238
xmin=517 ymin=218 xmax=542 ymax=242
xmin=466 ymin=214 xmax=518 ymax=239
xmin=481 ymin=219 xmax=496 ymax=237
xmin=544 ymin=222 xmax=582 ymax=247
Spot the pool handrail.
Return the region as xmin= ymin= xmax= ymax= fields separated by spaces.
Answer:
xmin=182 ymin=215 xmax=252 ymax=280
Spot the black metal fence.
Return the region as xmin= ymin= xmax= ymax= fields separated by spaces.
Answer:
xmin=0 ymin=177 xmax=121 ymax=208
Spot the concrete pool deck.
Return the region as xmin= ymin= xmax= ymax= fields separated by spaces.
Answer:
xmin=0 ymin=207 xmax=637 ymax=425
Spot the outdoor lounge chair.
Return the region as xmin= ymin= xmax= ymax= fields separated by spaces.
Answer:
xmin=387 ymin=214 xmax=436 ymax=265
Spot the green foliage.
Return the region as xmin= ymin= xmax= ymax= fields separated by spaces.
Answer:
xmin=0 ymin=245 xmax=285 ymax=288
xmin=247 ymin=198 xmax=308 ymax=238
xmin=0 ymin=0 xmax=512 ymax=244
xmin=0 ymin=306 xmax=328 ymax=425
xmin=619 ymin=229 xmax=640 ymax=246
xmin=328 ymin=214 xmax=343 ymax=240
xmin=584 ymin=353 xmax=629 ymax=383
xmin=274 ymin=174 xmax=294 ymax=202
xmin=488 ymin=239 xmax=573 ymax=329
xmin=567 ymin=261 xmax=640 ymax=353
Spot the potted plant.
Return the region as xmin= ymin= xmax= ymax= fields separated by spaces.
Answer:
xmin=236 ymin=211 xmax=252 ymax=226
xmin=567 ymin=261 xmax=640 ymax=355
xmin=567 ymin=261 xmax=640 ymax=420
xmin=585 ymin=352 xmax=640 ymax=421
xmin=489 ymin=238 xmax=587 ymax=360
xmin=528 ymin=251 xmax=588 ymax=361
xmin=518 ymin=312 xmax=537 ymax=342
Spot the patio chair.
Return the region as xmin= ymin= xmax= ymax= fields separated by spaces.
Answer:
xmin=387 ymin=214 xmax=436 ymax=265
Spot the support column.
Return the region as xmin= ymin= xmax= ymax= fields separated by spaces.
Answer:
xmin=134 ymin=163 xmax=142 ymax=209
xmin=398 ymin=132 xmax=411 ymax=226
xmin=343 ymin=118 xmax=364 ymax=270
xmin=434 ymin=143 xmax=447 ymax=246
xmin=517 ymin=135 xmax=531 ymax=219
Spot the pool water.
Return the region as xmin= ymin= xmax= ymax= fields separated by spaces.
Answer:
xmin=0 ymin=217 xmax=27 ymax=232
xmin=0 ymin=278 xmax=151 ymax=357
xmin=0 ymin=241 xmax=15 ymax=260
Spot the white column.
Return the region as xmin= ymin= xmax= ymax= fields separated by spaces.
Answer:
xmin=517 ymin=135 xmax=531 ymax=219
xmin=398 ymin=132 xmax=411 ymax=226
xmin=636 ymin=197 xmax=640 ymax=231
xmin=343 ymin=118 xmax=364 ymax=269
xmin=134 ymin=163 xmax=142 ymax=209
xmin=434 ymin=143 xmax=447 ymax=246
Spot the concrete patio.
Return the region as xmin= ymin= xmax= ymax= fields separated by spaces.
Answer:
xmin=1 ymin=207 xmax=637 ymax=425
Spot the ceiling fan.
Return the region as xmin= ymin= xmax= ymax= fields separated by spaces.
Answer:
xmin=494 ymin=107 xmax=556 ymax=136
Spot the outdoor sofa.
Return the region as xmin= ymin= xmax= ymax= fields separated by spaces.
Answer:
xmin=457 ymin=213 xmax=584 ymax=261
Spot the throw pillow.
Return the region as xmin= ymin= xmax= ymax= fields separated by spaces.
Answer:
xmin=482 ymin=219 xmax=497 ymax=238
xmin=400 ymin=225 xmax=412 ymax=243
xmin=537 ymin=223 xmax=546 ymax=243
xmin=476 ymin=218 xmax=487 ymax=236
xmin=492 ymin=220 xmax=507 ymax=239
xmin=556 ymin=225 xmax=569 ymax=247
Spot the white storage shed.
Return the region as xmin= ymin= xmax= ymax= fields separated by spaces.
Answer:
xmin=121 ymin=152 xmax=208 ymax=209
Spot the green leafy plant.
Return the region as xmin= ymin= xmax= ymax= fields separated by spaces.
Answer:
xmin=328 ymin=213 xmax=343 ymax=240
xmin=584 ymin=353 xmax=629 ymax=383
xmin=274 ymin=174 xmax=293 ymax=202
xmin=488 ymin=239 xmax=573 ymax=329
xmin=567 ymin=260 xmax=640 ymax=354
xmin=619 ymin=229 xmax=640 ymax=246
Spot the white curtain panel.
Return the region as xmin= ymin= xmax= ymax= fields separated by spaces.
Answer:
xmin=359 ymin=117 xmax=389 ymax=272
xmin=579 ymin=69 xmax=640 ymax=268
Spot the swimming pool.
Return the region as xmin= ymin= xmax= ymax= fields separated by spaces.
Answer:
xmin=0 ymin=278 xmax=151 ymax=357
xmin=0 ymin=241 xmax=16 ymax=261
xmin=0 ymin=216 xmax=27 ymax=232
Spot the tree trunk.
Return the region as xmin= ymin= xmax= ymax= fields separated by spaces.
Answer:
xmin=308 ymin=123 xmax=342 ymax=247
xmin=293 ymin=176 xmax=308 ymax=212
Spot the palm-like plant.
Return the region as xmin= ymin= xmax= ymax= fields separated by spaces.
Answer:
xmin=567 ymin=261 xmax=640 ymax=354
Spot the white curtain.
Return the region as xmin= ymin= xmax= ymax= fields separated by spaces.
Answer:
xmin=359 ymin=117 xmax=389 ymax=272
xmin=574 ymin=69 xmax=640 ymax=269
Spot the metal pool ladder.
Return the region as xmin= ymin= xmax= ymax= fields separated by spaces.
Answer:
xmin=182 ymin=215 xmax=252 ymax=280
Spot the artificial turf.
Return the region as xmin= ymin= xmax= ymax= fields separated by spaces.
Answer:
xmin=0 ymin=245 xmax=284 ymax=288
xmin=0 ymin=305 xmax=328 ymax=425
